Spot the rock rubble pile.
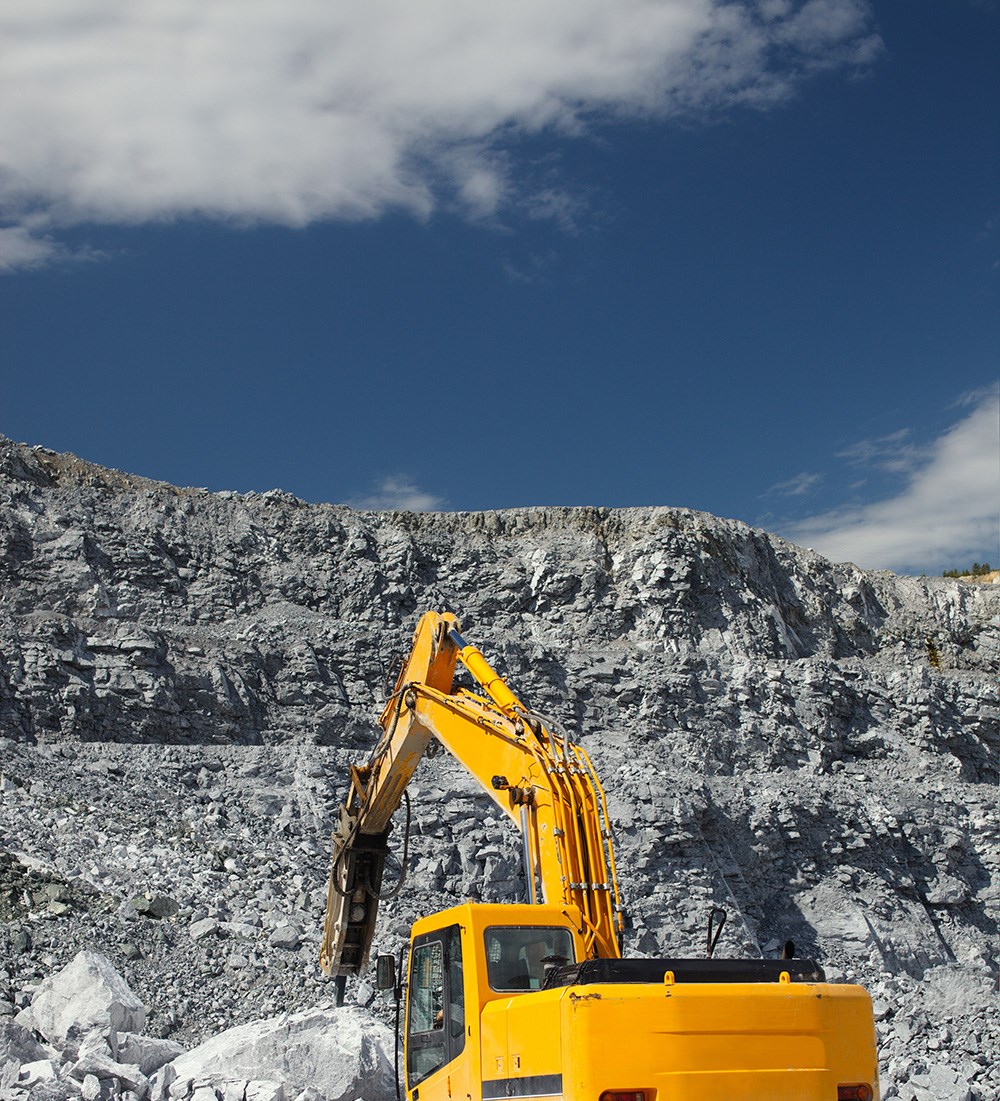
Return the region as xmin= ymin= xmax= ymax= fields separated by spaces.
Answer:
xmin=0 ymin=949 xmax=392 ymax=1101
xmin=1 ymin=436 xmax=997 ymax=1101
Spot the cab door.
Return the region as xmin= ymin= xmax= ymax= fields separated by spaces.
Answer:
xmin=406 ymin=925 xmax=468 ymax=1100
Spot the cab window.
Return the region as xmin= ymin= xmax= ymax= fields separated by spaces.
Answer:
xmin=407 ymin=926 xmax=465 ymax=1088
xmin=484 ymin=926 xmax=575 ymax=992
xmin=408 ymin=941 xmax=444 ymax=1036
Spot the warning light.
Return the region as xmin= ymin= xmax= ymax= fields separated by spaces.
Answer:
xmin=837 ymin=1085 xmax=874 ymax=1101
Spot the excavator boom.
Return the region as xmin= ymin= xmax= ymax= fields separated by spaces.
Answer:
xmin=320 ymin=612 xmax=624 ymax=975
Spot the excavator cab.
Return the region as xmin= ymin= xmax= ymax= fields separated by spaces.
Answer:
xmin=396 ymin=903 xmax=590 ymax=1101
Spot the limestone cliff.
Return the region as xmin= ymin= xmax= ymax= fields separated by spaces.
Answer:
xmin=1 ymin=436 xmax=997 ymax=1100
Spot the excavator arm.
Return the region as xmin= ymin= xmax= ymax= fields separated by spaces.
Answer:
xmin=319 ymin=611 xmax=624 ymax=976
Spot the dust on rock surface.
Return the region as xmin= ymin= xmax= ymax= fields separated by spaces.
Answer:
xmin=0 ymin=435 xmax=998 ymax=1100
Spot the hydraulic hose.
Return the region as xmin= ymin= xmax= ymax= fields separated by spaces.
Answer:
xmin=378 ymin=790 xmax=411 ymax=902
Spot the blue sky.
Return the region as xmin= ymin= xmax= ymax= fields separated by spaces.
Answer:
xmin=2 ymin=0 xmax=997 ymax=575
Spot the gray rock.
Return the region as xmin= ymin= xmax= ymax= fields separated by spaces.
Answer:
xmin=16 ymin=951 xmax=144 ymax=1050
xmin=907 ymin=1064 xmax=973 ymax=1101
xmin=219 ymin=922 xmax=260 ymax=940
xmin=148 ymin=1062 xmax=179 ymax=1101
xmin=245 ymin=1082 xmax=285 ymax=1101
xmin=117 ymin=1033 xmax=187 ymax=1077
xmin=167 ymin=1075 xmax=193 ymax=1099
xmin=924 ymin=876 xmax=968 ymax=906
xmin=0 ymin=436 xmax=998 ymax=1101
xmin=189 ymin=919 xmax=220 ymax=942
xmin=0 ymin=1020 xmax=49 ymax=1069
xmin=131 ymin=895 xmax=181 ymax=920
xmin=70 ymin=1034 xmax=148 ymax=1096
xmin=0 ymin=1062 xmax=19 ymax=1094
xmin=166 ymin=1006 xmax=393 ymax=1101
xmin=267 ymin=927 xmax=300 ymax=951
xmin=17 ymin=1058 xmax=57 ymax=1086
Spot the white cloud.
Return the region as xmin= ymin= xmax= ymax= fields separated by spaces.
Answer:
xmin=767 ymin=470 xmax=823 ymax=497
xmin=350 ymin=476 xmax=446 ymax=512
xmin=778 ymin=0 xmax=869 ymax=52
xmin=0 ymin=224 xmax=61 ymax=271
xmin=0 ymin=222 xmax=107 ymax=271
xmin=0 ymin=0 xmax=881 ymax=270
xmin=781 ymin=387 xmax=1000 ymax=574
xmin=835 ymin=427 xmax=926 ymax=475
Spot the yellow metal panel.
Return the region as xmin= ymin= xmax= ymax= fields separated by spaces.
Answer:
xmin=504 ymin=989 xmax=563 ymax=1082
xmin=559 ymin=981 xmax=879 ymax=1101
xmin=480 ymin=999 xmax=509 ymax=1087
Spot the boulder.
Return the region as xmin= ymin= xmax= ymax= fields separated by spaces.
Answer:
xmin=57 ymin=1029 xmax=150 ymax=1096
xmin=15 ymin=950 xmax=145 ymax=1050
xmin=246 ymin=1082 xmax=285 ymax=1101
xmin=921 ymin=964 xmax=995 ymax=1019
xmin=148 ymin=1062 xmax=178 ymax=1100
xmin=71 ymin=1045 xmax=148 ymax=1096
xmin=189 ymin=918 xmax=220 ymax=941
xmin=131 ymin=894 xmax=180 ymax=919
xmin=17 ymin=1058 xmax=57 ymax=1086
xmin=0 ymin=1062 xmax=18 ymax=1095
xmin=267 ymin=926 xmax=300 ymax=951
xmin=907 ymin=1064 xmax=973 ymax=1101
xmin=0 ymin=1019 xmax=49 ymax=1068
xmin=166 ymin=1005 xmax=394 ymax=1101
xmin=796 ymin=886 xmax=875 ymax=954
xmin=117 ymin=1032 xmax=187 ymax=1076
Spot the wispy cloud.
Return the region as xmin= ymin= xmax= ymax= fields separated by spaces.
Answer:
xmin=0 ymin=0 xmax=882 ymax=270
xmin=0 ymin=223 xmax=106 ymax=273
xmin=835 ymin=427 xmax=926 ymax=474
xmin=780 ymin=387 xmax=1000 ymax=574
xmin=350 ymin=476 xmax=446 ymax=512
xmin=766 ymin=471 xmax=824 ymax=497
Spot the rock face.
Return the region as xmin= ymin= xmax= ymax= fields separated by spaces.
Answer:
xmin=0 ymin=435 xmax=998 ymax=1101
xmin=2 ymin=439 xmax=996 ymax=766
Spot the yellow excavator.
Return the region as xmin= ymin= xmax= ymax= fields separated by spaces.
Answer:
xmin=321 ymin=612 xmax=879 ymax=1101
